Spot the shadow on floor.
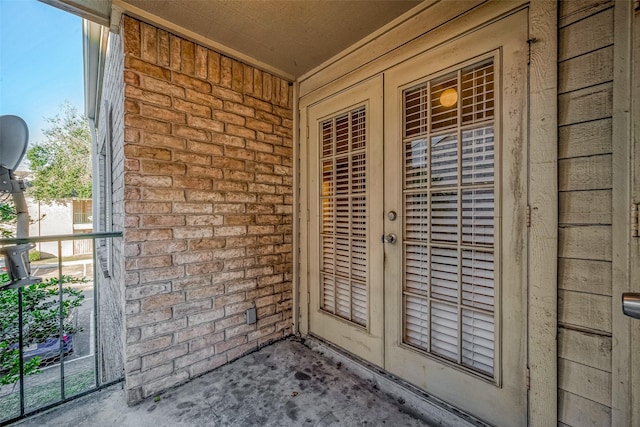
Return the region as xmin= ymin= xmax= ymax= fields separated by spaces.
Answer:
xmin=12 ymin=338 xmax=431 ymax=426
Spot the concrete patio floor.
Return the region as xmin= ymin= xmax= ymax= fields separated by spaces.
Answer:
xmin=11 ymin=338 xmax=442 ymax=427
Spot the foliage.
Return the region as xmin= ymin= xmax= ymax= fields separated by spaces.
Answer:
xmin=26 ymin=102 xmax=92 ymax=204
xmin=0 ymin=202 xmax=16 ymax=238
xmin=0 ymin=275 xmax=86 ymax=385
xmin=28 ymin=251 xmax=41 ymax=262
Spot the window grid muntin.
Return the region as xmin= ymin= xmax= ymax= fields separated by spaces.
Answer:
xmin=401 ymin=58 xmax=497 ymax=378
xmin=320 ymin=106 xmax=368 ymax=327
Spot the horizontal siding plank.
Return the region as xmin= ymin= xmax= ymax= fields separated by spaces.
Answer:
xmin=559 ymin=290 xmax=611 ymax=333
xmin=558 ymin=225 xmax=612 ymax=261
xmin=558 ymin=258 xmax=612 ymax=296
xmin=559 ymin=190 xmax=611 ymax=225
xmin=558 ymin=46 xmax=613 ymax=94
xmin=558 ymin=327 xmax=611 ymax=371
xmin=559 ymin=154 xmax=612 ymax=191
xmin=558 ymin=389 xmax=611 ymax=426
xmin=559 ymin=118 xmax=612 ymax=159
xmin=559 ymin=0 xmax=613 ymax=28
xmin=558 ymin=358 xmax=611 ymax=407
xmin=559 ymin=8 xmax=613 ymax=60
xmin=558 ymin=83 xmax=612 ymax=126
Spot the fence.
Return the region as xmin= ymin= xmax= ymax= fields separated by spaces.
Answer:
xmin=0 ymin=232 xmax=122 ymax=425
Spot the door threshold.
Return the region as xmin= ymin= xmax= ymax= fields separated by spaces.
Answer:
xmin=303 ymin=335 xmax=491 ymax=427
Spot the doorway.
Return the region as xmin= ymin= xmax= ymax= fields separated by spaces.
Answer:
xmin=304 ymin=10 xmax=529 ymax=426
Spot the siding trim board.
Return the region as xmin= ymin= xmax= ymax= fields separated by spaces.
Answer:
xmin=611 ymin=0 xmax=635 ymax=425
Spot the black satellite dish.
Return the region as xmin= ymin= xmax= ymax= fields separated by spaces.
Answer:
xmin=0 ymin=115 xmax=29 ymax=171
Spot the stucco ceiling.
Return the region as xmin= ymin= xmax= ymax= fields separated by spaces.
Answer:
xmin=118 ymin=0 xmax=423 ymax=78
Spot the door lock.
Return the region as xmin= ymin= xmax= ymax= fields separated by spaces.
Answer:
xmin=384 ymin=233 xmax=398 ymax=244
xmin=387 ymin=211 xmax=397 ymax=221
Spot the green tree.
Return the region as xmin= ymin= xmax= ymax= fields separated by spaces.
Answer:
xmin=0 ymin=202 xmax=16 ymax=238
xmin=0 ymin=276 xmax=85 ymax=385
xmin=26 ymin=102 xmax=92 ymax=203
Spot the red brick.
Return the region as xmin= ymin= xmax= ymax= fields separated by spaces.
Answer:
xmin=140 ymin=159 xmax=186 ymax=175
xmin=220 ymin=56 xmax=233 ymax=88
xmin=224 ymin=101 xmax=255 ymax=117
xmin=213 ymin=203 xmax=246 ymax=214
xmin=174 ymin=124 xmax=210 ymax=142
xmin=246 ymin=117 xmax=273 ymax=133
xmin=187 ymin=191 xmax=225 ymax=202
xmin=186 ymin=215 xmax=224 ymax=226
xmin=173 ymin=177 xmax=213 ymax=190
xmin=127 ymin=57 xmax=170 ymax=81
xmin=213 ymin=110 xmax=245 ymax=126
xmin=141 ymin=188 xmax=185 ymax=202
xmin=232 ymin=60 xmax=243 ymax=92
xmin=141 ymin=240 xmax=188 ymax=256
xmin=186 ymin=165 xmax=224 ymax=178
xmin=172 ymin=202 xmax=213 ymax=214
xmin=246 ymin=140 xmax=274 ymax=154
xmin=169 ymin=34 xmax=181 ymax=71
xmin=173 ymin=72 xmax=211 ymax=93
xmin=215 ymin=181 xmax=247 ymax=192
xmin=253 ymin=70 xmax=263 ymax=98
xmin=187 ymin=116 xmax=224 ymax=133
xmin=195 ymin=45 xmax=208 ymax=79
xmin=157 ymin=30 xmax=170 ymax=67
xmin=226 ymin=341 xmax=258 ymax=362
xmin=126 ymin=228 xmax=172 ymax=242
xmin=180 ymin=39 xmax=195 ymax=75
xmin=125 ymin=114 xmax=171 ymax=134
xmin=142 ymin=132 xmax=186 ymax=150
xmin=213 ymin=157 xmax=245 ymax=170
xmin=227 ymin=124 xmax=255 ymax=139
xmin=215 ymin=335 xmax=247 ymax=354
xmin=173 ymin=152 xmax=211 ymax=167
xmin=141 ymin=292 xmax=185 ymax=311
xmin=224 ymin=146 xmax=255 ymax=161
xmin=126 ymin=174 xmax=173 ymax=187
xmin=125 ymin=145 xmax=172 ymax=161
xmin=173 ymin=226 xmax=214 ymax=239
xmin=207 ymin=51 xmax=221 ymax=84
xmin=141 ymin=215 xmax=185 ymax=227
xmin=174 ymin=98 xmax=211 ymax=118
xmin=123 ymin=16 xmax=141 ymax=56
xmin=185 ymin=261 xmax=224 ymax=276
xmin=189 ymin=239 xmax=225 ymax=251
xmin=224 ymin=170 xmax=254 ymax=181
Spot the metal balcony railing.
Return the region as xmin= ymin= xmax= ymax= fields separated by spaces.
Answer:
xmin=0 ymin=232 xmax=122 ymax=426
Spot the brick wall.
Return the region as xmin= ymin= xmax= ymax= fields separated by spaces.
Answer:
xmin=118 ymin=16 xmax=293 ymax=403
xmin=96 ymin=29 xmax=126 ymax=385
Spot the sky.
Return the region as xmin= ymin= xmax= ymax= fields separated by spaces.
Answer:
xmin=0 ymin=0 xmax=84 ymax=149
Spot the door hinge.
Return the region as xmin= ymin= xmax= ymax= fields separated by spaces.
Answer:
xmin=306 ymin=125 xmax=309 ymax=139
xmin=307 ymin=292 xmax=310 ymax=306
xmin=526 ymin=366 xmax=531 ymax=390
xmin=632 ymin=203 xmax=639 ymax=237
xmin=526 ymin=205 xmax=531 ymax=228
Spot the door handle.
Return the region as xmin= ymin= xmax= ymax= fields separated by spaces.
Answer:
xmin=622 ymin=293 xmax=640 ymax=319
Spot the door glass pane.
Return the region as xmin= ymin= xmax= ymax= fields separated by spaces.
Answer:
xmin=401 ymin=58 xmax=496 ymax=378
xmin=320 ymin=107 xmax=368 ymax=327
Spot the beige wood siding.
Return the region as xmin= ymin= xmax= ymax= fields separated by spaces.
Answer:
xmin=558 ymin=1 xmax=614 ymax=425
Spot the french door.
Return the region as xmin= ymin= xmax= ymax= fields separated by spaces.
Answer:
xmin=307 ymin=76 xmax=385 ymax=367
xmin=306 ymin=10 xmax=528 ymax=426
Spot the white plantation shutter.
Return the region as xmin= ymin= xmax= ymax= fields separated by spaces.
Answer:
xmin=402 ymin=58 xmax=497 ymax=378
xmin=320 ymin=107 xmax=368 ymax=327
